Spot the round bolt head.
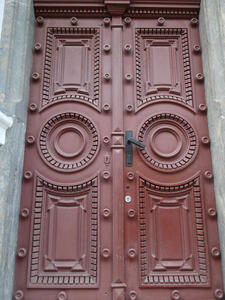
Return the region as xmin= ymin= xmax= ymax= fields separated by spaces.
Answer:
xmin=211 ymin=247 xmax=221 ymax=258
xmin=103 ymin=103 xmax=111 ymax=111
xmin=171 ymin=290 xmax=181 ymax=300
xmin=201 ymin=136 xmax=210 ymax=145
xmin=57 ymin=291 xmax=67 ymax=300
xmin=103 ymin=208 xmax=111 ymax=218
xmin=128 ymin=248 xmax=136 ymax=258
xmin=103 ymin=44 xmax=111 ymax=52
xmin=208 ymin=208 xmax=217 ymax=218
xmin=127 ymin=172 xmax=134 ymax=181
xmin=103 ymin=136 xmax=110 ymax=144
xmin=24 ymin=171 xmax=33 ymax=180
xmin=193 ymin=44 xmax=201 ymax=53
xmin=157 ymin=17 xmax=165 ymax=26
xmin=215 ymin=289 xmax=224 ymax=299
xmin=124 ymin=17 xmax=132 ymax=25
xmin=190 ymin=17 xmax=198 ymax=26
xmin=26 ymin=135 xmax=35 ymax=144
xmin=32 ymin=72 xmax=40 ymax=81
xmin=196 ymin=73 xmax=204 ymax=81
xmin=204 ymin=170 xmax=213 ymax=180
xmin=36 ymin=16 xmax=44 ymax=25
xmin=21 ymin=208 xmax=30 ymax=218
xmin=102 ymin=248 xmax=110 ymax=258
xmin=125 ymin=73 xmax=132 ymax=81
xmin=104 ymin=73 xmax=111 ymax=81
xmin=14 ymin=290 xmax=24 ymax=300
xmin=126 ymin=104 xmax=133 ymax=112
xmin=128 ymin=209 xmax=136 ymax=218
xmin=198 ymin=103 xmax=207 ymax=112
xmin=71 ymin=17 xmax=78 ymax=26
xmin=34 ymin=43 xmax=42 ymax=51
xmin=29 ymin=103 xmax=37 ymax=112
xmin=17 ymin=248 xmax=27 ymax=258
xmin=103 ymin=17 xmax=111 ymax=26
xmin=124 ymin=44 xmax=132 ymax=52
xmin=129 ymin=290 xmax=137 ymax=300
xmin=102 ymin=171 xmax=110 ymax=180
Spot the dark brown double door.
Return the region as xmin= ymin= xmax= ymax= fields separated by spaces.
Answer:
xmin=14 ymin=14 xmax=224 ymax=300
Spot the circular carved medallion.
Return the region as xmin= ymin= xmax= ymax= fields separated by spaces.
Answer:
xmin=138 ymin=113 xmax=198 ymax=172
xmin=39 ymin=112 xmax=99 ymax=172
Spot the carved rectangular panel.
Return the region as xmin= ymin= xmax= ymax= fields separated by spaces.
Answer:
xmin=138 ymin=175 xmax=209 ymax=287
xmin=28 ymin=174 xmax=99 ymax=288
xmin=135 ymin=28 xmax=193 ymax=110
xmin=42 ymin=27 xmax=101 ymax=109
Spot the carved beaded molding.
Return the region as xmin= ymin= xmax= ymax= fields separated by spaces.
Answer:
xmin=42 ymin=27 xmax=101 ymax=110
xmin=135 ymin=28 xmax=193 ymax=110
xmin=139 ymin=175 xmax=209 ymax=287
xmin=28 ymin=174 xmax=99 ymax=288
xmin=138 ymin=113 xmax=199 ymax=172
xmin=38 ymin=112 xmax=100 ymax=172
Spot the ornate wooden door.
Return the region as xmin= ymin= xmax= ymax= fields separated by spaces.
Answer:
xmin=14 ymin=1 xmax=224 ymax=300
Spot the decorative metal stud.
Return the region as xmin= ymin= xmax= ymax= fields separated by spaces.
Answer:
xmin=34 ymin=43 xmax=42 ymax=51
xmin=24 ymin=171 xmax=33 ymax=180
xmin=103 ymin=103 xmax=111 ymax=111
xmin=171 ymin=290 xmax=181 ymax=300
xmin=208 ymin=208 xmax=217 ymax=218
xmin=26 ymin=135 xmax=35 ymax=144
xmin=36 ymin=16 xmax=44 ymax=25
xmin=204 ymin=170 xmax=213 ymax=180
xmin=157 ymin=17 xmax=165 ymax=26
xmin=17 ymin=248 xmax=27 ymax=258
xmin=126 ymin=104 xmax=133 ymax=112
xmin=124 ymin=44 xmax=132 ymax=53
xmin=104 ymin=73 xmax=111 ymax=81
xmin=125 ymin=73 xmax=132 ymax=81
xmin=102 ymin=171 xmax=110 ymax=180
xmin=196 ymin=73 xmax=204 ymax=81
xmin=57 ymin=291 xmax=67 ymax=300
xmin=190 ymin=17 xmax=198 ymax=26
xmin=129 ymin=290 xmax=137 ymax=300
xmin=103 ymin=17 xmax=111 ymax=26
xmin=214 ymin=289 xmax=224 ymax=299
xmin=193 ymin=44 xmax=201 ymax=53
xmin=128 ymin=209 xmax=136 ymax=218
xmin=14 ymin=290 xmax=24 ymax=300
xmin=103 ymin=208 xmax=111 ymax=218
xmin=127 ymin=172 xmax=134 ymax=181
xmin=20 ymin=208 xmax=30 ymax=218
xmin=128 ymin=248 xmax=136 ymax=259
xmin=103 ymin=136 xmax=110 ymax=144
xmin=29 ymin=103 xmax=37 ymax=112
xmin=201 ymin=136 xmax=210 ymax=145
xmin=70 ymin=17 xmax=78 ymax=26
xmin=32 ymin=72 xmax=40 ymax=81
xmin=211 ymin=247 xmax=221 ymax=258
xmin=124 ymin=17 xmax=132 ymax=26
xmin=103 ymin=44 xmax=111 ymax=52
xmin=198 ymin=104 xmax=207 ymax=112
xmin=102 ymin=248 xmax=110 ymax=258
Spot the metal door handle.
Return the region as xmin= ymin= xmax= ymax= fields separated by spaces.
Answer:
xmin=125 ymin=130 xmax=145 ymax=167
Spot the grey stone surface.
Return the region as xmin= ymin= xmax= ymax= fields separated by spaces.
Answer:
xmin=200 ymin=0 xmax=225 ymax=290
xmin=0 ymin=0 xmax=34 ymax=299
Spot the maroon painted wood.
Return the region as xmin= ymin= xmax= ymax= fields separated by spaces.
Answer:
xmin=14 ymin=1 xmax=224 ymax=300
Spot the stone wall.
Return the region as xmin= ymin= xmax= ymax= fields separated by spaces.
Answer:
xmin=0 ymin=0 xmax=34 ymax=299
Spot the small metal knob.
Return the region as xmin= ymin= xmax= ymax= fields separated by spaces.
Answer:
xmin=104 ymin=73 xmax=111 ymax=81
xmin=193 ymin=44 xmax=201 ymax=53
xmin=157 ymin=17 xmax=165 ymax=26
xmin=128 ymin=248 xmax=136 ymax=258
xmin=103 ymin=44 xmax=111 ymax=52
xmin=24 ymin=171 xmax=33 ymax=180
xmin=198 ymin=104 xmax=207 ymax=112
xmin=196 ymin=73 xmax=204 ymax=81
xmin=34 ymin=43 xmax=42 ymax=51
xmin=125 ymin=73 xmax=132 ymax=81
xmin=208 ymin=208 xmax=217 ymax=218
xmin=124 ymin=17 xmax=132 ymax=26
xmin=129 ymin=290 xmax=137 ymax=300
xmin=103 ymin=17 xmax=111 ymax=26
xmin=171 ymin=290 xmax=181 ymax=300
xmin=204 ymin=170 xmax=213 ymax=180
xmin=29 ymin=103 xmax=37 ymax=112
xmin=103 ymin=103 xmax=111 ymax=111
xmin=102 ymin=171 xmax=110 ymax=180
xmin=32 ymin=72 xmax=40 ymax=81
xmin=127 ymin=172 xmax=134 ymax=181
xmin=14 ymin=290 xmax=24 ymax=300
xmin=128 ymin=209 xmax=136 ymax=218
xmin=211 ymin=247 xmax=221 ymax=258
xmin=36 ymin=16 xmax=44 ymax=25
xmin=71 ymin=17 xmax=78 ymax=26
xmin=26 ymin=135 xmax=35 ymax=144
xmin=103 ymin=208 xmax=111 ymax=218
xmin=124 ymin=44 xmax=132 ymax=53
xmin=126 ymin=104 xmax=133 ymax=112
xmin=17 ymin=248 xmax=27 ymax=258
xmin=201 ymin=136 xmax=210 ymax=145
xmin=190 ymin=17 xmax=198 ymax=26
xmin=214 ymin=289 xmax=224 ymax=299
xmin=20 ymin=208 xmax=30 ymax=218
xmin=103 ymin=136 xmax=110 ymax=144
